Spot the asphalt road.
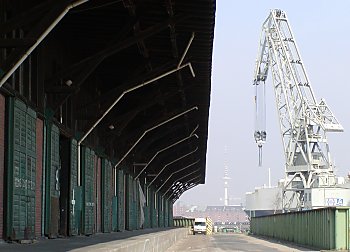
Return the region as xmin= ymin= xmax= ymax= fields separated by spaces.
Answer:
xmin=165 ymin=233 xmax=317 ymax=252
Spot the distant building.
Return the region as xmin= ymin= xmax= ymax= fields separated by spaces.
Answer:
xmin=205 ymin=205 xmax=248 ymax=224
xmin=173 ymin=202 xmax=249 ymax=226
xmin=173 ymin=152 xmax=250 ymax=229
xmin=173 ymin=201 xmax=187 ymax=216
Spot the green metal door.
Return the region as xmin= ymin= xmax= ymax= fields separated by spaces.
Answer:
xmin=135 ymin=180 xmax=140 ymax=229
xmin=126 ymin=175 xmax=136 ymax=230
xmin=44 ymin=122 xmax=60 ymax=237
xmin=101 ymin=159 xmax=112 ymax=233
xmin=127 ymin=175 xmax=138 ymax=230
xmin=117 ymin=169 xmax=125 ymax=231
xmin=125 ymin=174 xmax=131 ymax=230
xmin=143 ymin=184 xmax=150 ymax=228
xmin=132 ymin=177 xmax=137 ymax=230
xmin=168 ymin=201 xmax=173 ymax=227
xmin=82 ymin=147 xmax=95 ymax=235
xmin=150 ymin=187 xmax=158 ymax=228
xmin=112 ymin=196 xmax=118 ymax=231
xmin=69 ymin=139 xmax=79 ymax=235
xmin=158 ymin=194 xmax=164 ymax=227
xmin=6 ymin=98 xmax=37 ymax=240
xmin=164 ymin=198 xmax=169 ymax=227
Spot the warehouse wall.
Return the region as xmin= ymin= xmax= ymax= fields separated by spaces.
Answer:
xmin=35 ymin=119 xmax=43 ymax=237
xmin=0 ymin=96 xmax=174 ymax=242
xmin=0 ymin=94 xmax=5 ymax=239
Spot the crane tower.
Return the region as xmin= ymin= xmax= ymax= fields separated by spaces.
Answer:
xmin=253 ymin=9 xmax=344 ymax=210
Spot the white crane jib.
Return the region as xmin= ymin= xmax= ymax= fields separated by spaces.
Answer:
xmin=253 ymin=9 xmax=343 ymax=191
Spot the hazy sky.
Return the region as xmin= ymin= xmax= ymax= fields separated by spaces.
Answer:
xmin=178 ymin=0 xmax=350 ymax=206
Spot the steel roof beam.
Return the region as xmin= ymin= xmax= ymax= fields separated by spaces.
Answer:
xmin=51 ymin=14 xmax=189 ymax=111
xmin=142 ymin=141 xmax=198 ymax=176
xmin=145 ymin=147 xmax=198 ymax=188
xmin=0 ymin=38 xmax=36 ymax=48
xmin=76 ymin=32 xmax=197 ymax=164
xmin=166 ymin=0 xmax=194 ymax=130
xmin=134 ymin=125 xmax=198 ymax=180
xmin=172 ymin=180 xmax=200 ymax=203
xmin=167 ymin=175 xmax=200 ymax=201
xmin=97 ymin=85 xmax=196 ymax=137
xmin=158 ymin=162 xmax=200 ymax=194
xmin=47 ymin=14 xmax=188 ymax=89
xmin=45 ymin=85 xmax=79 ymax=94
xmin=78 ymin=73 xmax=196 ymax=185
xmin=124 ymin=0 xmax=150 ymax=60
xmin=114 ymin=106 xmax=198 ymax=170
xmin=0 ymin=0 xmax=90 ymax=88
xmin=107 ymin=114 xmax=196 ymax=159
xmin=0 ymin=0 xmax=55 ymax=34
xmin=76 ymin=31 xmax=197 ymax=185
xmin=133 ymin=117 xmax=198 ymax=155
xmin=162 ymin=167 xmax=199 ymax=194
xmin=75 ymin=58 xmax=182 ymax=110
xmin=167 ymin=169 xmax=201 ymax=195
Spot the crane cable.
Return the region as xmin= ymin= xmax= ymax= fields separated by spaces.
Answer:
xmin=254 ymin=80 xmax=267 ymax=167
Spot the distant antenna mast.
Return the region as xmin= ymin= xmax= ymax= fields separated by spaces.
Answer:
xmin=223 ymin=146 xmax=231 ymax=206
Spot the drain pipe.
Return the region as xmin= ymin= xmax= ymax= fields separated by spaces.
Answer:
xmin=160 ymin=161 xmax=200 ymax=195
xmin=134 ymin=125 xmax=199 ymax=180
xmin=147 ymin=147 xmax=198 ymax=189
xmin=0 ymin=0 xmax=90 ymax=88
xmin=77 ymin=34 xmax=196 ymax=186
xmin=113 ymin=106 xmax=198 ymax=170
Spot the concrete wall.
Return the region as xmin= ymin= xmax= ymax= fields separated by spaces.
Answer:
xmin=70 ymin=228 xmax=189 ymax=252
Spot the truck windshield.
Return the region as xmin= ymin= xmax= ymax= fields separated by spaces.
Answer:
xmin=194 ymin=222 xmax=206 ymax=226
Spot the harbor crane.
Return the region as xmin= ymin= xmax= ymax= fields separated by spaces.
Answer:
xmin=253 ymin=9 xmax=344 ymax=210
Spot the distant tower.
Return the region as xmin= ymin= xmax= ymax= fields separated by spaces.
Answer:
xmin=223 ymin=146 xmax=231 ymax=206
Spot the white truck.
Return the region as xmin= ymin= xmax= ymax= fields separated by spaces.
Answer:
xmin=193 ymin=217 xmax=207 ymax=235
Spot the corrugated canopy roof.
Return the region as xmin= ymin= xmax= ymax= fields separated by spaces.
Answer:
xmin=1 ymin=0 xmax=216 ymax=201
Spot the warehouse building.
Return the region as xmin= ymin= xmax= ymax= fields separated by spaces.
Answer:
xmin=0 ymin=0 xmax=215 ymax=241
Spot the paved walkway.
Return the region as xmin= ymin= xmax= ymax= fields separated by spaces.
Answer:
xmin=165 ymin=233 xmax=318 ymax=252
xmin=0 ymin=228 xmax=174 ymax=252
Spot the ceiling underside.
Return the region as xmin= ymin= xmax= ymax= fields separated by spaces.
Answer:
xmin=0 ymin=0 xmax=216 ymax=201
